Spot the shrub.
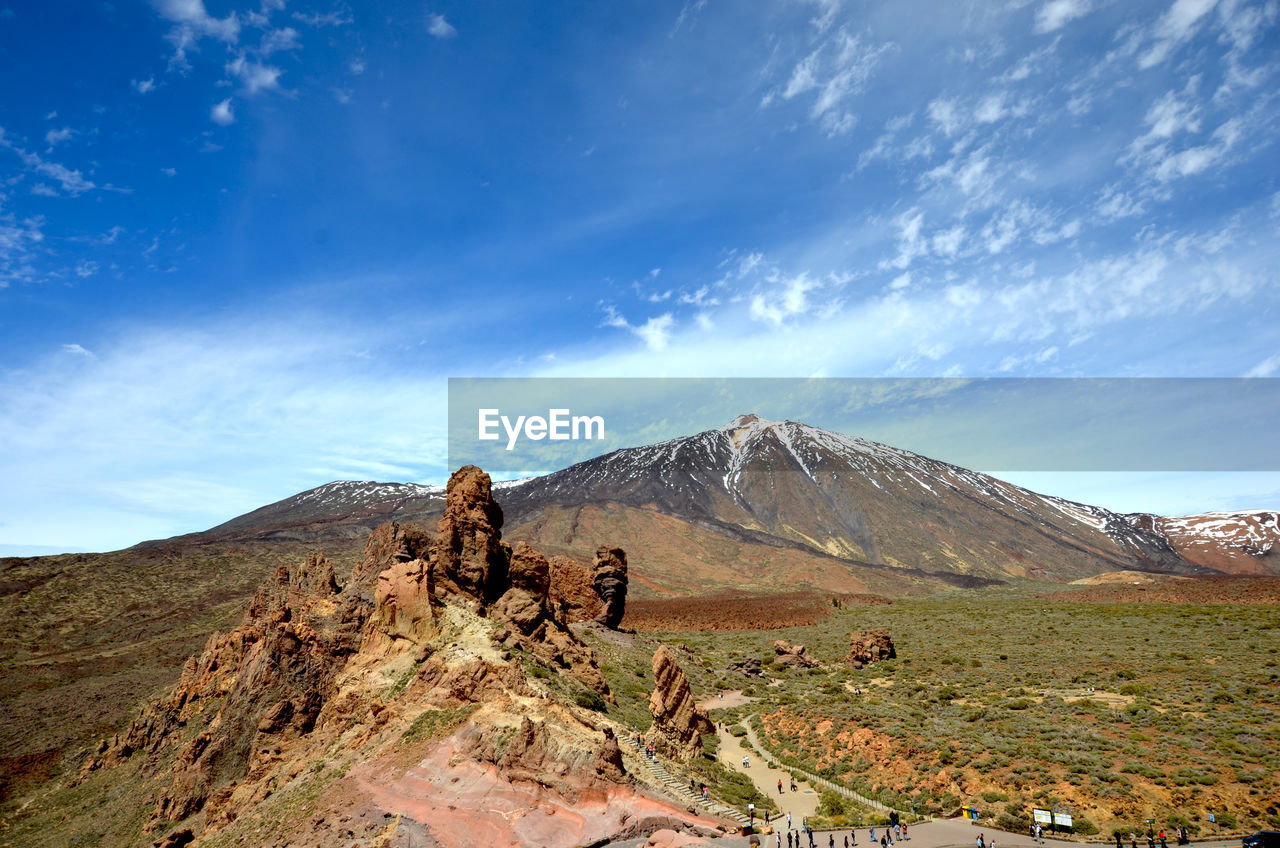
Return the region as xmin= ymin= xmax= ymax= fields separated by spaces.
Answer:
xmin=574 ymin=689 xmax=608 ymax=712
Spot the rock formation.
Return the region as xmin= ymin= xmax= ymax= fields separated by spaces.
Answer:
xmin=772 ymin=639 xmax=819 ymax=668
xmin=548 ymin=555 xmax=603 ymax=622
xmin=591 ymin=546 xmax=629 ymax=629
xmin=727 ymin=656 xmax=765 ymax=678
xmin=79 ymin=464 xmax=629 ymax=843
xmin=647 ymin=645 xmax=713 ymax=760
xmin=83 ymin=553 xmax=369 ymax=826
xmin=434 ymin=465 xmax=509 ymax=607
xmin=846 ymin=629 xmax=896 ymax=668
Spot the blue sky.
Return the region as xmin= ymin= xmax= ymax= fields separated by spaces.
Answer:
xmin=1 ymin=0 xmax=1278 ymax=553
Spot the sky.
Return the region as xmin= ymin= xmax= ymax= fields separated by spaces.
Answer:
xmin=1 ymin=0 xmax=1278 ymax=554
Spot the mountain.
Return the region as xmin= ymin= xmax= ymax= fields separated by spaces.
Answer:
xmin=158 ymin=414 xmax=1280 ymax=593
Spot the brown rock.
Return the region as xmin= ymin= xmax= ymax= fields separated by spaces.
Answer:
xmin=591 ymin=546 xmax=629 ymax=629
xmin=548 ymin=555 xmax=602 ymax=623
xmin=152 ymin=829 xmax=195 ymax=848
xmin=367 ymin=551 xmax=436 ymax=651
xmin=846 ymin=629 xmax=895 ymax=669
xmin=648 ymin=646 xmax=713 ymax=760
xmin=772 ymin=640 xmax=818 ymax=669
xmin=595 ymin=726 xmax=627 ymax=781
xmin=434 ymin=465 xmax=509 ymax=607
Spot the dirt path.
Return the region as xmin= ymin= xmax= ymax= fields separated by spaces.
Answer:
xmin=715 ymin=721 xmax=820 ymax=829
xmin=699 ymin=689 xmax=755 ymax=711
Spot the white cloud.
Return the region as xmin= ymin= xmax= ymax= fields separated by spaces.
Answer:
xmin=349 ymin=58 xmax=366 ymax=75
xmin=600 ymin=305 xmax=676 ymax=350
xmin=635 ymin=314 xmax=675 ymax=350
xmin=1138 ymin=0 xmax=1219 ymax=69
xmin=1244 ymin=353 xmax=1280 ymax=378
xmin=152 ymin=0 xmax=241 ymax=69
xmin=1034 ymin=0 xmax=1092 ymax=34
xmin=427 ymin=13 xmax=457 ymax=39
xmin=0 ymin=127 xmax=96 ymax=194
xmin=132 ymin=77 xmax=156 ymax=94
xmin=974 ymin=92 xmax=1008 ymax=124
xmin=226 ymin=55 xmax=283 ymax=94
xmin=0 ymin=319 xmax=450 ymax=549
xmin=30 ymin=183 xmax=58 ymax=197
xmin=881 ymin=208 xmax=926 ymax=270
xmin=74 ymin=260 xmax=99 ymax=278
xmin=210 ymin=98 xmax=235 ymax=125
xmin=291 ymin=10 xmax=352 ymax=27
xmin=44 ymin=126 xmax=73 ymax=147
xmin=932 ymin=225 xmax=966 ymax=257
xmin=772 ymin=28 xmax=894 ymax=136
xmin=259 ymin=26 xmax=300 ymax=54
xmin=161 ymin=167 xmax=177 ymax=177
xmin=927 ymin=97 xmax=963 ymax=137
xmin=749 ymin=273 xmax=821 ymax=326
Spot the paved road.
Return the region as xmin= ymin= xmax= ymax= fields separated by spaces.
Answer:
xmin=620 ymin=816 xmax=1243 ymax=848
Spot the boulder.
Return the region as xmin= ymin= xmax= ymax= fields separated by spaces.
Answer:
xmin=773 ymin=640 xmax=818 ymax=669
xmin=847 ymin=629 xmax=896 ymax=669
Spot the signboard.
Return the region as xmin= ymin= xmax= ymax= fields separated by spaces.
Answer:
xmin=1032 ymin=810 xmax=1074 ymax=828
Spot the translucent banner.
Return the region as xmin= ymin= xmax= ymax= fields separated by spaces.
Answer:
xmin=447 ymin=378 xmax=1280 ymax=477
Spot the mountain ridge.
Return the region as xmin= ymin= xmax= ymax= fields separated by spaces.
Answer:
xmin=143 ymin=414 xmax=1279 ymax=588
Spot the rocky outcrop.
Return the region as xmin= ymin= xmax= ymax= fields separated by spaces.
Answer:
xmin=647 ymin=646 xmax=713 ymax=760
xmin=727 ymin=657 xmax=764 ymax=678
xmin=591 ymin=546 xmax=629 ymax=629
xmin=846 ymin=629 xmax=895 ymax=669
xmin=548 ymin=555 xmax=602 ymax=622
xmin=773 ymin=640 xmax=818 ymax=668
xmin=82 ymin=554 xmax=368 ymax=828
xmin=77 ymin=464 xmax=628 ymax=843
xmin=434 ymin=465 xmax=509 ymax=608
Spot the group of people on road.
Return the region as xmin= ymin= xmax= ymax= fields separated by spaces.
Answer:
xmin=1119 ymin=825 xmax=1192 ymax=848
xmin=773 ymin=820 xmax=908 ymax=848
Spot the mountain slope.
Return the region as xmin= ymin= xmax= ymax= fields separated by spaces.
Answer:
xmin=146 ymin=415 xmax=1280 ymax=590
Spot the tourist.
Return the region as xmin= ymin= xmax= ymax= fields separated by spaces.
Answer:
xmin=977 ymin=832 xmax=986 ymax=848
xmin=903 ymin=824 xmax=909 ymax=841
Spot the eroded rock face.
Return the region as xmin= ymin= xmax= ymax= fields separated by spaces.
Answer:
xmin=435 ymin=465 xmax=510 ymax=607
xmin=79 ymin=464 xmax=628 ymax=843
xmin=591 ymin=546 xmax=629 ymax=629
xmin=548 ymin=555 xmax=602 ymax=623
xmin=773 ymin=640 xmax=819 ymax=669
xmin=84 ymin=554 xmax=368 ymax=829
xmin=847 ymin=629 xmax=895 ymax=669
xmin=647 ymin=646 xmax=713 ymax=760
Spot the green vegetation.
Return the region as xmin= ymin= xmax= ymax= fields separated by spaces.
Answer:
xmin=592 ymin=585 xmax=1280 ymax=834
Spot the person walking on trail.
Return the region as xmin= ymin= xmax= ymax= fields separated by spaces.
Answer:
xmin=1116 ymin=832 xmax=1124 ymax=848
xmin=902 ymin=824 xmax=909 ymax=841
xmin=788 ymin=812 xmax=793 ymax=830
xmin=977 ymin=832 xmax=986 ymax=848
xmin=870 ymin=826 xmax=876 ymax=844
xmin=1130 ymin=833 xmax=1138 ymax=848
xmin=792 ymin=777 xmax=798 ymax=792
xmin=1159 ymin=830 xmax=1167 ymax=848
xmin=1147 ymin=831 xmax=1156 ymax=848
xmin=880 ymin=835 xmax=888 ymax=848
xmin=830 ymin=835 xmax=836 ymax=848
xmin=779 ymin=779 xmax=784 ymax=794
xmin=788 ymin=832 xmax=793 ymax=848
